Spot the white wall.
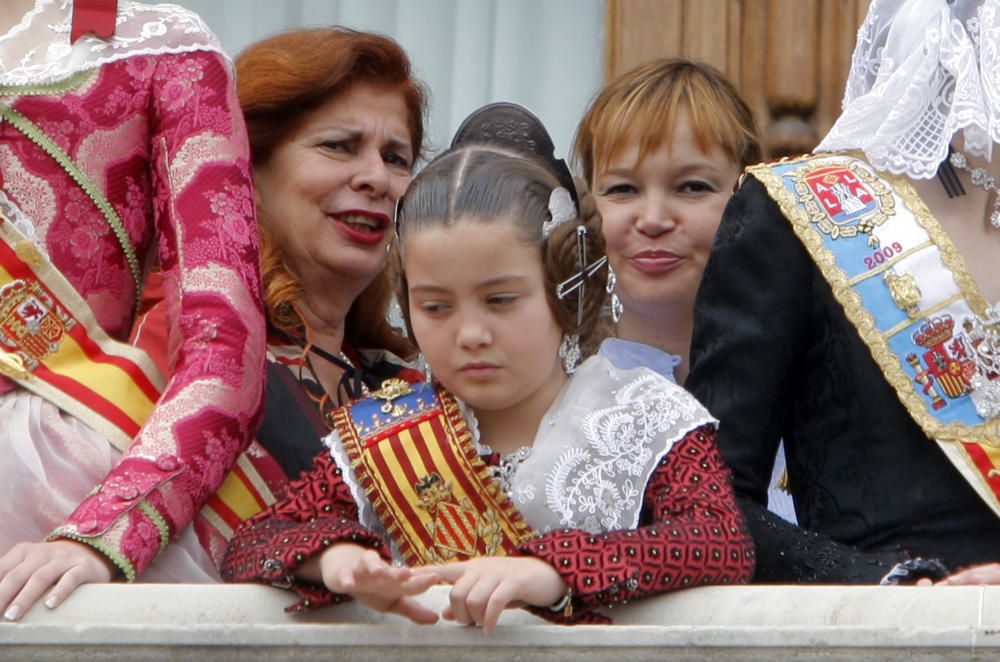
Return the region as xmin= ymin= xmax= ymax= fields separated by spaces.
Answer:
xmin=167 ymin=0 xmax=604 ymax=162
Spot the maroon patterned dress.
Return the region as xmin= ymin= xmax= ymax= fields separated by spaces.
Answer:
xmin=223 ymin=359 xmax=753 ymax=623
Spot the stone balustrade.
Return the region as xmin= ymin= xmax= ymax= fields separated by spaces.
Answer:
xmin=4 ymin=583 xmax=999 ymax=660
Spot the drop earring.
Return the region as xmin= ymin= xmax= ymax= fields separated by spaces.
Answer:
xmin=559 ymin=334 xmax=581 ymax=375
xmin=607 ymin=266 xmax=623 ymax=323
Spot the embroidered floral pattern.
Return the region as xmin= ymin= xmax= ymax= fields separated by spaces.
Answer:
xmin=0 ymin=14 xmax=267 ymax=579
xmin=544 ymin=372 xmax=709 ymax=533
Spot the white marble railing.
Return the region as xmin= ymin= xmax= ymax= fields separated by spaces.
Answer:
xmin=4 ymin=583 xmax=1000 ymax=660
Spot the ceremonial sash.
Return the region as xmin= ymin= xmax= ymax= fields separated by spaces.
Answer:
xmin=196 ymin=356 xmax=322 ymax=546
xmin=749 ymin=153 xmax=1000 ymax=514
xmin=333 ymin=379 xmax=534 ymax=567
xmin=0 ymin=212 xmax=163 ymax=451
xmin=197 ymin=442 xmax=283 ymax=546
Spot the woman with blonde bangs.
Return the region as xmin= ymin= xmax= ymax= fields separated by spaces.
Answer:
xmin=573 ymin=60 xmax=798 ymax=525
xmin=574 ymin=58 xmax=761 ymax=386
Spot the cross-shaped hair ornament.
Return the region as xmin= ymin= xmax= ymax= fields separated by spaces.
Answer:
xmin=556 ymin=226 xmax=608 ymax=326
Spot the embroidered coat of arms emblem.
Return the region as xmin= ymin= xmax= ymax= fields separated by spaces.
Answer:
xmin=0 ymin=278 xmax=74 ymax=371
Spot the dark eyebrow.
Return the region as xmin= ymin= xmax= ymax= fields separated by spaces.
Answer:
xmin=319 ymin=126 xmax=362 ymax=141
xmin=408 ymin=284 xmax=449 ymax=294
xmin=321 ymin=125 xmax=412 ymax=156
xmin=673 ymin=162 xmax=725 ymax=177
xmin=596 ymin=166 xmax=635 ymax=178
xmin=599 ymin=160 xmax=724 ymax=179
xmin=384 ymin=137 xmax=412 ymax=154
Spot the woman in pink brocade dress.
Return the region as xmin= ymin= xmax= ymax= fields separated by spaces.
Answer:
xmin=0 ymin=0 xmax=264 ymax=621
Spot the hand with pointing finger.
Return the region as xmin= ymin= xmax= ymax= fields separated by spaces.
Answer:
xmin=318 ymin=543 xmax=440 ymax=624
xmin=412 ymin=556 xmax=568 ymax=633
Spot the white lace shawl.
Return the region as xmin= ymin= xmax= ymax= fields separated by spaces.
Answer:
xmin=816 ymin=0 xmax=1000 ymax=178
xmin=0 ymin=0 xmax=223 ymax=86
xmin=324 ymin=352 xmax=717 ymax=561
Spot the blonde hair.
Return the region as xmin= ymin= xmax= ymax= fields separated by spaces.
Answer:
xmin=574 ymin=58 xmax=762 ymax=186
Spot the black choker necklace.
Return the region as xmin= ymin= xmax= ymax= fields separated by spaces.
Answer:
xmin=304 ymin=342 xmax=374 ymax=400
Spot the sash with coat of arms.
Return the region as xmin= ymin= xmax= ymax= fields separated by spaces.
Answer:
xmin=0 ymin=209 xmax=163 ymax=452
xmin=0 ymin=85 xmax=162 ymax=451
xmin=749 ymin=153 xmax=1000 ymax=516
xmin=331 ymin=379 xmax=534 ymax=567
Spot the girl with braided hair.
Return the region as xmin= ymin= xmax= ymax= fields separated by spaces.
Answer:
xmin=221 ymin=112 xmax=752 ymax=629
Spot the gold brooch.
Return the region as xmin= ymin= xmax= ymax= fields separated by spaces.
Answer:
xmin=372 ymin=378 xmax=413 ymax=416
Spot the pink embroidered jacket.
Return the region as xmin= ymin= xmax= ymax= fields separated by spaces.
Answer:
xmin=0 ymin=48 xmax=265 ymax=580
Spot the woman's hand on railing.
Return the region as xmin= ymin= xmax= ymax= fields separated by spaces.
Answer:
xmin=0 ymin=540 xmax=114 ymax=621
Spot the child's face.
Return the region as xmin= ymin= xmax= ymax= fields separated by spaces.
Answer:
xmin=404 ymin=218 xmax=566 ymax=417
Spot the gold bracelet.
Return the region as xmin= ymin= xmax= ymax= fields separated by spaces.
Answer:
xmin=548 ymin=585 xmax=573 ymax=617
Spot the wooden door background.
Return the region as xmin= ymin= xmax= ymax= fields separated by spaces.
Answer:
xmin=605 ymin=0 xmax=872 ymax=158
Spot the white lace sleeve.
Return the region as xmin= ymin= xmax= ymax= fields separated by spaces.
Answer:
xmin=508 ymin=353 xmax=716 ymax=535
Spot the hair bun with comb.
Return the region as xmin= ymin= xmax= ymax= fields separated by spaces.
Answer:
xmin=450 ymin=102 xmax=579 ymax=210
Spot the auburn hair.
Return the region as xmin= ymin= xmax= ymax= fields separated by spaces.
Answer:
xmin=573 ymin=58 xmax=761 ymax=186
xmin=236 ymin=27 xmax=427 ymax=358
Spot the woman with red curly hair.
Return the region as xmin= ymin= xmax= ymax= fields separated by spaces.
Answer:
xmin=187 ymin=27 xmax=429 ymax=565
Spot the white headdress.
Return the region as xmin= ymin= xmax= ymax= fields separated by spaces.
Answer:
xmin=816 ymin=0 xmax=1000 ymax=178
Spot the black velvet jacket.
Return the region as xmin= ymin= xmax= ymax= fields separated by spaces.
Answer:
xmin=687 ymin=175 xmax=1000 ymax=583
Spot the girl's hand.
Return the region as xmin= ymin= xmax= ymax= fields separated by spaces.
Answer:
xmin=920 ymin=563 xmax=1000 ymax=586
xmin=412 ymin=556 xmax=568 ymax=632
xmin=318 ymin=543 xmax=440 ymax=624
xmin=0 ymin=540 xmax=115 ymax=621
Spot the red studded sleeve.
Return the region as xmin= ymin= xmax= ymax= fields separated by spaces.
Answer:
xmin=220 ymin=452 xmax=390 ymax=612
xmin=517 ymin=424 xmax=755 ymax=621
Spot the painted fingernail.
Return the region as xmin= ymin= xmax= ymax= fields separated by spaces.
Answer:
xmin=3 ymin=605 xmax=21 ymax=621
xmin=44 ymin=596 xmax=58 ymax=609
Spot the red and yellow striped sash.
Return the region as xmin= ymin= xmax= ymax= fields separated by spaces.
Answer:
xmin=0 ymin=215 xmax=162 ymax=451
xmin=197 ymin=443 xmax=283 ymax=544
xmin=0 ymin=213 xmax=278 ymax=564
xmin=333 ymin=380 xmax=533 ymax=566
